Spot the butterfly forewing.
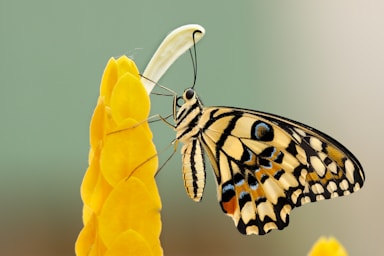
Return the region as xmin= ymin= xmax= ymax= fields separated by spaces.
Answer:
xmin=174 ymin=89 xmax=365 ymax=235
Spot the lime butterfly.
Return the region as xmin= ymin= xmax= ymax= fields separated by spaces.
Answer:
xmin=171 ymin=86 xmax=365 ymax=235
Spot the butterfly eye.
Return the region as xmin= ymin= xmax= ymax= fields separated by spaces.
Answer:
xmin=184 ymin=88 xmax=195 ymax=100
xmin=176 ymin=96 xmax=184 ymax=107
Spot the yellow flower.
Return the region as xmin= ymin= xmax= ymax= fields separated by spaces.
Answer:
xmin=75 ymin=56 xmax=162 ymax=256
xmin=308 ymin=236 xmax=348 ymax=256
xmin=74 ymin=24 xmax=205 ymax=256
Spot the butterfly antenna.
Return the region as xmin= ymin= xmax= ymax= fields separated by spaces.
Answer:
xmin=189 ymin=30 xmax=201 ymax=89
xmin=140 ymin=74 xmax=177 ymax=97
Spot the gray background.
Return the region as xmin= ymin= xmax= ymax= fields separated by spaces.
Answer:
xmin=1 ymin=1 xmax=383 ymax=255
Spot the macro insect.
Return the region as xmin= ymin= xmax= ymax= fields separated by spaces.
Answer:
xmin=158 ymin=41 xmax=365 ymax=237
xmin=171 ymin=86 xmax=365 ymax=235
xmin=155 ymin=30 xmax=365 ymax=235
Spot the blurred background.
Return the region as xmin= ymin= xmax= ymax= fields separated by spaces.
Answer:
xmin=1 ymin=1 xmax=383 ymax=255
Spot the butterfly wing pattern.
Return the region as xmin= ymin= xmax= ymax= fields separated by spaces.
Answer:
xmin=174 ymin=88 xmax=365 ymax=235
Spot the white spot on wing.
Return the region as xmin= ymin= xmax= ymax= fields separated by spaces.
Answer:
xmin=328 ymin=161 xmax=338 ymax=174
xmin=327 ymin=181 xmax=338 ymax=193
xmin=264 ymin=222 xmax=278 ymax=233
xmin=246 ymin=225 xmax=259 ymax=235
xmin=294 ymin=128 xmax=306 ymax=137
xmin=310 ymin=156 xmax=326 ymax=177
xmin=301 ymin=196 xmax=311 ymax=204
xmin=345 ymin=159 xmax=355 ymax=184
xmin=257 ymin=201 xmax=276 ymax=221
xmin=316 ymin=195 xmax=325 ymax=201
xmin=280 ymin=204 xmax=292 ymax=223
xmin=339 ymin=179 xmax=349 ymax=190
xmin=291 ymin=189 xmax=302 ymax=204
xmin=310 ymin=137 xmax=323 ymax=151
xmin=296 ymin=146 xmax=308 ymax=165
xmin=311 ymin=183 xmax=325 ymax=194
xmin=292 ymin=132 xmax=302 ymax=143
xmin=299 ymin=169 xmax=308 ymax=186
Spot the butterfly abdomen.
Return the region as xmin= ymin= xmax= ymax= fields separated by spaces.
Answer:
xmin=181 ymin=139 xmax=206 ymax=201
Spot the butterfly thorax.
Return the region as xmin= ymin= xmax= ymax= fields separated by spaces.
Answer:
xmin=175 ymin=88 xmax=204 ymax=143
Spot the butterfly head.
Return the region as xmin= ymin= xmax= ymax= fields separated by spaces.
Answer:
xmin=176 ymin=88 xmax=201 ymax=109
xmin=175 ymin=88 xmax=204 ymax=128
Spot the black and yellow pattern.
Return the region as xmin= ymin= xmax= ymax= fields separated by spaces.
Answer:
xmin=174 ymin=88 xmax=365 ymax=235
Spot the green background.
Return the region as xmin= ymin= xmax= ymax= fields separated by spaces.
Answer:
xmin=1 ymin=1 xmax=383 ymax=255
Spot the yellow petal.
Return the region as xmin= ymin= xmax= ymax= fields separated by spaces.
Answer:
xmin=75 ymin=212 xmax=96 ymax=256
xmin=81 ymin=147 xmax=113 ymax=220
xmin=81 ymin=204 xmax=92 ymax=226
xmin=100 ymin=118 xmax=157 ymax=187
xmin=75 ymin=212 xmax=107 ymax=256
xmin=81 ymin=148 xmax=102 ymax=209
xmin=99 ymin=177 xmax=161 ymax=255
xmin=105 ymin=230 xmax=156 ymax=256
xmin=89 ymin=97 xmax=106 ymax=155
xmin=308 ymin=236 xmax=348 ymax=256
xmin=100 ymin=58 xmax=118 ymax=106
xmin=110 ymin=72 xmax=150 ymax=125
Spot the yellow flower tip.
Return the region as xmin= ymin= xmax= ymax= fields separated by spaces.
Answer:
xmin=76 ymin=56 xmax=161 ymax=256
xmin=308 ymin=236 xmax=349 ymax=256
xmin=116 ymin=55 xmax=140 ymax=78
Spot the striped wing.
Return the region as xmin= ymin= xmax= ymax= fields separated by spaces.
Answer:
xmin=198 ymin=107 xmax=365 ymax=235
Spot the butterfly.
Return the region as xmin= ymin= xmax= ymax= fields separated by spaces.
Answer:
xmin=170 ymin=86 xmax=365 ymax=235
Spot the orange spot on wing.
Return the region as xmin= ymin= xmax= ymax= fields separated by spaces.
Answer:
xmin=221 ymin=196 xmax=238 ymax=215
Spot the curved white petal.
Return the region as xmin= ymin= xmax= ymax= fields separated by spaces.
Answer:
xmin=141 ymin=24 xmax=205 ymax=94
